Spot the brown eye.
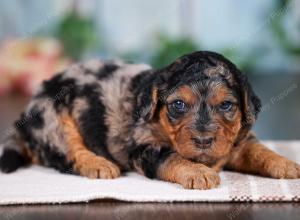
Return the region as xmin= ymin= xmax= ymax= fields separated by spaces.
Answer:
xmin=219 ymin=101 xmax=233 ymax=111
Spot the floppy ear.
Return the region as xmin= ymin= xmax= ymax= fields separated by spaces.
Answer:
xmin=136 ymin=83 xmax=159 ymax=122
xmin=235 ymin=72 xmax=261 ymax=144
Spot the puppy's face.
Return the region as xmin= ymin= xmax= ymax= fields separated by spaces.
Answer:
xmin=139 ymin=51 xmax=261 ymax=165
xmin=159 ymin=80 xmax=242 ymax=164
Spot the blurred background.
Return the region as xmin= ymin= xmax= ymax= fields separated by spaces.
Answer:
xmin=0 ymin=0 xmax=299 ymax=140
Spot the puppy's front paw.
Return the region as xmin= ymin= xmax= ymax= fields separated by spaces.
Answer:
xmin=176 ymin=165 xmax=221 ymax=190
xmin=262 ymin=157 xmax=300 ymax=179
xmin=74 ymin=152 xmax=121 ymax=179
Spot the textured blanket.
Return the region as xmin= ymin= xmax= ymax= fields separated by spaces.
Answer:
xmin=0 ymin=141 xmax=299 ymax=205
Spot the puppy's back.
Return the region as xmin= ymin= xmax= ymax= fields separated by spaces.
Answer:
xmin=0 ymin=59 xmax=151 ymax=173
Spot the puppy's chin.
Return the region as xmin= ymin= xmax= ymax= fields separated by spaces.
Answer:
xmin=174 ymin=138 xmax=233 ymax=166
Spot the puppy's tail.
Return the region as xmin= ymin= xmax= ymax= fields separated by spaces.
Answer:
xmin=0 ymin=129 xmax=29 ymax=173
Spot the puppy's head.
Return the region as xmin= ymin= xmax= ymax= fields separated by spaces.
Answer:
xmin=138 ymin=51 xmax=261 ymax=164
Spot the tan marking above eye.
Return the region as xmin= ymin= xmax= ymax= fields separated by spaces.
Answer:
xmin=208 ymin=86 xmax=237 ymax=106
xmin=167 ymin=86 xmax=198 ymax=105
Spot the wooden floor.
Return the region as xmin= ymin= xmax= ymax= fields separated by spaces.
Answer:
xmin=0 ymin=201 xmax=299 ymax=220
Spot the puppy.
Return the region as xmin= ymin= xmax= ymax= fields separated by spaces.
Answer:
xmin=0 ymin=51 xmax=299 ymax=189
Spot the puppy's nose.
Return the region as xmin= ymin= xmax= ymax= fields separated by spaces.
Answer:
xmin=193 ymin=137 xmax=213 ymax=149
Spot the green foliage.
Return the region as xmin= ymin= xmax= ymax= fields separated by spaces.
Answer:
xmin=151 ymin=35 xmax=199 ymax=68
xmin=56 ymin=11 xmax=98 ymax=60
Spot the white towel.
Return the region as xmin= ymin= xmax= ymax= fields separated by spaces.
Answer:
xmin=0 ymin=141 xmax=299 ymax=205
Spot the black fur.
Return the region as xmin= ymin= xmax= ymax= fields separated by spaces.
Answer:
xmin=36 ymin=73 xmax=78 ymax=112
xmin=0 ymin=149 xmax=28 ymax=173
xmin=130 ymin=70 xmax=158 ymax=121
xmin=77 ymin=84 xmax=113 ymax=161
xmin=15 ymin=106 xmax=44 ymax=151
xmin=196 ymin=101 xmax=211 ymax=132
xmin=16 ymin=106 xmax=45 ymax=130
xmin=37 ymin=143 xmax=74 ymax=174
xmin=95 ymin=63 xmax=119 ymax=79
xmin=84 ymin=63 xmax=119 ymax=80
xmin=128 ymin=144 xmax=174 ymax=178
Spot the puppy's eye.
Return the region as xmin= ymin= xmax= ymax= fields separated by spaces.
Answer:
xmin=219 ymin=101 xmax=233 ymax=111
xmin=171 ymin=100 xmax=186 ymax=113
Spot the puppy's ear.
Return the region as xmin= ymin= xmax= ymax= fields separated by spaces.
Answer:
xmin=235 ymin=72 xmax=261 ymax=143
xmin=136 ymin=84 xmax=159 ymax=122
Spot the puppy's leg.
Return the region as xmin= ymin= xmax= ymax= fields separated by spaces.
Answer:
xmin=61 ymin=114 xmax=121 ymax=179
xmin=129 ymin=145 xmax=220 ymax=189
xmin=227 ymin=135 xmax=300 ymax=179
xmin=158 ymin=154 xmax=221 ymax=189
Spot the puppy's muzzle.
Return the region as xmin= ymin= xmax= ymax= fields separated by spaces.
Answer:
xmin=192 ymin=137 xmax=214 ymax=149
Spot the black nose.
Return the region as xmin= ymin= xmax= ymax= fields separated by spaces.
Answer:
xmin=192 ymin=137 xmax=213 ymax=149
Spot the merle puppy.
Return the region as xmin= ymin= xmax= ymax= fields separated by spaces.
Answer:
xmin=1 ymin=51 xmax=299 ymax=189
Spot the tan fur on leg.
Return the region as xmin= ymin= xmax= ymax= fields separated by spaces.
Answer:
xmin=60 ymin=114 xmax=121 ymax=179
xmin=227 ymin=135 xmax=300 ymax=179
xmin=157 ymin=154 xmax=220 ymax=189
